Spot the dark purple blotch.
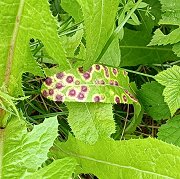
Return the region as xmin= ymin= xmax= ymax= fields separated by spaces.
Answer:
xmin=115 ymin=96 xmax=120 ymax=103
xmin=68 ymin=89 xmax=76 ymax=97
xmin=114 ymin=81 xmax=119 ymax=86
xmin=56 ymin=94 xmax=63 ymax=102
xmin=123 ymin=95 xmax=127 ymax=102
xmin=77 ymin=92 xmax=85 ymax=100
xmin=78 ymin=67 xmax=84 ymax=73
xmin=42 ymin=90 xmax=48 ymax=97
xmin=109 ymin=80 xmax=114 ymax=85
xmin=56 ymin=72 xmax=64 ymax=79
xmin=66 ymin=76 xmax=74 ymax=83
xmin=49 ymin=89 xmax=54 ymax=95
xmin=81 ymin=86 xmax=88 ymax=92
xmin=113 ymin=68 xmax=118 ymax=75
xmin=56 ymin=83 xmax=63 ymax=89
xmin=95 ymin=64 xmax=100 ymax=70
xmin=94 ymin=95 xmax=101 ymax=102
xmin=103 ymin=66 xmax=110 ymax=78
xmin=45 ymin=77 xmax=52 ymax=86
xmin=83 ymin=72 xmax=90 ymax=80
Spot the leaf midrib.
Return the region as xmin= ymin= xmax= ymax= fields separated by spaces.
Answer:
xmin=57 ymin=145 xmax=174 ymax=179
xmin=4 ymin=0 xmax=25 ymax=86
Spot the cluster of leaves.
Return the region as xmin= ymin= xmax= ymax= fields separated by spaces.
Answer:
xmin=0 ymin=0 xmax=180 ymax=178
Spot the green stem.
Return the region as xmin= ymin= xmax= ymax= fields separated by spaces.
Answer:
xmin=95 ymin=0 xmax=143 ymax=63
xmin=124 ymin=69 xmax=155 ymax=79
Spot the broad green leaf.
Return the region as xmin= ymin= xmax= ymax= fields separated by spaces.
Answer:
xmin=66 ymin=102 xmax=115 ymax=144
xmin=61 ymin=0 xmax=83 ymax=22
xmin=155 ymin=65 xmax=180 ymax=116
xmin=76 ymin=0 xmax=119 ymax=69
xmin=100 ymin=37 xmax=121 ymax=67
xmin=52 ymin=136 xmax=180 ymax=179
xmin=26 ymin=157 xmax=77 ymax=179
xmin=60 ymin=25 xmax=84 ymax=58
xmin=0 ymin=115 xmax=58 ymax=178
xmin=138 ymin=81 xmax=170 ymax=120
xmin=158 ymin=115 xmax=180 ymax=147
xmin=148 ymin=0 xmax=180 ymax=57
xmin=0 ymin=0 xmax=69 ymax=96
xmin=41 ymin=64 xmax=142 ymax=142
xmin=120 ymin=0 xmax=178 ymax=66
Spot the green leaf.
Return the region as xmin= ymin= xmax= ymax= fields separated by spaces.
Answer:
xmin=120 ymin=0 xmax=178 ymax=66
xmin=158 ymin=115 xmax=180 ymax=147
xmin=60 ymin=25 xmax=84 ymax=58
xmin=76 ymin=0 xmax=119 ymax=69
xmin=155 ymin=65 xmax=180 ymax=116
xmin=138 ymin=81 xmax=170 ymax=120
xmin=0 ymin=0 xmax=69 ymax=96
xmin=26 ymin=158 xmax=77 ymax=179
xmin=0 ymin=115 xmax=58 ymax=178
xmin=148 ymin=0 xmax=180 ymax=57
xmin=52 ymin=136 xmax=180 ymax=179
xmin=66 ymin=102 xmax=115 ymax=144
xmin=41 ymin=64 xmax=142 ymax=141
xmin=61 ymin=0 xmax=83 ymax=22
xmin=100 ymin=37 xmax=121 ymax=67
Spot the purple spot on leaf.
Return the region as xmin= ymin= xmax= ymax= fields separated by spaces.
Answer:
xmin=94 ymin=95 xmax=101 ymax=102
xmin=56 ymin=72 xmax=64 ymax=79
xmin=95 ymin=64 xmax=100 ymax=70
xmin=77 ymin=92 xmax=85 ymax=100
xmin=114 ymin=81 xmax=119 ymax=86
xmin=113 ymin=68 xmax=118 ymax=76
xmin=66 ymin=76 xmax=74 ymax=83
xmin=49 ymin=89 xmax=54 ymax=95
xmin=56 ymin=94 xmax=63 ymax=102
xmin=115 ymin=96 xmax=120 ymax=103
xmin=81 ymin=86 xmax=88 ymax=92
xmin=83 ymin=72 xmax=90 ymax=80
xmin=103 ymin=66 xmax=110 ymax=78
xmin=78 ymin=67 xmax=83 ymax=73
xmin=42 ymin=90 xmax=48 ymax=97
xmin=45 ymin=77 xmax=52 ymax=86
xmin=109 ymin=80 xmax=114 ymax=85
xmin=123 ymin=95 xmax=127 ymax=103
xmin=56 ymin=83 xmax=63 ymax=89
xmin=68 ymin=89 xmax=76 ymax=97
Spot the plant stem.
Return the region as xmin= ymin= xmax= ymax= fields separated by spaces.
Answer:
xmin=95 ymin=0 xmax=143 ymax=63
xmin=124 ymin=68 xmax=155 ymax=78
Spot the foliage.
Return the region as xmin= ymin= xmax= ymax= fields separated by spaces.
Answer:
xmin=52 ymin=135 xmax=180 ymax=179
xmin=158 ymin=115 xmax=180 ymax=147
xmin=138 ymin=81 xmax=171 ymax=120
xmin=0 ymin=0 xmax=180 ymax=178
xmin=155 ymin=65 xmax=180 ymax=116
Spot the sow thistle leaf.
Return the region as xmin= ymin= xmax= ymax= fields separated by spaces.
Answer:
xmin=0 ymin=116 xmax=58 ymax=178
xmin=155 ymin=65 xmax=180 ymax=116
xmin=0 ymin=0 xmax=69 ymax=96
xmin=148 ymin=0 xmax=180 ymax=57
xmin=27 ymin=157 xmax=77 ymax=179
xmin=138 ymin=81 xmax=170 ymax=120
xmin=41 ymin=65 xmax=142 ymax=143
xmin=76 ymin=0 xmax=119 ymax=69
xmin=52 ymin=136 xmax=180 ymax=179
xmin=158 ymin=115 xmax=180 ymax=147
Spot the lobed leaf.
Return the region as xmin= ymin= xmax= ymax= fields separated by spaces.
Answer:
xmin=158 ymin=115 xmax=180 ymax=147
xmin=0 ymin=0 xmax=70 ymax=96
xmin=148 ymin=0 xmax=180 ymax=57
xmin=138 ymin=81 xmax=170 ymax=120
xmin=0 ymin=115 xmax=58 ymax=178
xmin=155 ymin=65 xmax=180 ymax=116
xmin=52 ymin=135 xmax=180 ymax=179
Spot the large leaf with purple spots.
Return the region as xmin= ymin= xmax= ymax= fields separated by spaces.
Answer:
xmin=41 ymin=64 xmax=142 ymax=142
